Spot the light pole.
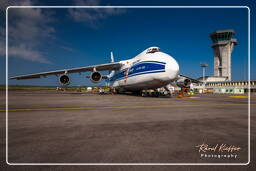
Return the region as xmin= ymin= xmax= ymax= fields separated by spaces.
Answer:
xmin=200 ymin=63 xmax=208 ymax=86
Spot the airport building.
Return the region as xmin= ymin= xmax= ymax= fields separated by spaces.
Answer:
xmin=192 ymin=79 xmax=256 ymax=94
xmin=206 ymin=80 xmax=256 ymax=94
xmin=191 ymin=29 xmax=255 ymax=94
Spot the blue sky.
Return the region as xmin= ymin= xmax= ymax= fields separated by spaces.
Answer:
xmin=0 ymin=0 xmax=254 ymax=86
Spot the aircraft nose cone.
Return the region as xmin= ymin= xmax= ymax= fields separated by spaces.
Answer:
xmin=166 ymin=57 xmax=180 ymax=80
xmin=172 ymin=59 xmax=180 ymax=76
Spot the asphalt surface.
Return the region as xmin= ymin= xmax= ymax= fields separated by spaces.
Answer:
xmin=0 ymin=90 xmax=255 ymax=171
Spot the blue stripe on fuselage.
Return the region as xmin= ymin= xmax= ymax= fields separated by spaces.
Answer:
xmin=109 ymin=61 xmax=166 ymax=82
xmin=114 ymin=70 xmax=165 ymax=81
xmin=133 ymin=60 xmax=166 ymax=66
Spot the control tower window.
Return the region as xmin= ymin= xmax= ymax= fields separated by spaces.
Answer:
xmin=146 ymin=47 xmax=160 ymax=53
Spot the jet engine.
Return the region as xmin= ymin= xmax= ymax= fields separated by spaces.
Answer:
xmin=90 ymin=72 xmax=102 ymax=83
xmin=59 ymin=74 xmax=70 ymax=85
xmin=176 ymin=78 xmax=191 ymax=88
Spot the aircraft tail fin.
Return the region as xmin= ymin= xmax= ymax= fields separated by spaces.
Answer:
xmin=110 ymin=51 xmax=114 ymax=63
xmin=108 ymin=52 xmax=115 ymax=76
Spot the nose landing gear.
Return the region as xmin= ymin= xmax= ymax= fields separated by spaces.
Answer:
xmin=141 ymin=87 xmax=172 ymax=97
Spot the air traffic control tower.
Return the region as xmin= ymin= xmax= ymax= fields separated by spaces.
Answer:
xmin=210 ymin=29 xmax=237 ymax=81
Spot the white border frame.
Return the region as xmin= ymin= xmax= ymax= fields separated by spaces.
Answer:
xmin=5 ymin=6 xmax=251 ymax=166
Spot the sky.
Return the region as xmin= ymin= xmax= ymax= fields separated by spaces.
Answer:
xmin=0 ymin=0 xmax=254 ymax=86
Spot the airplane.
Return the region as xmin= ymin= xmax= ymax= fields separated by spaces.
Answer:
xmin=10 ymin=47 xmax=199 ymax=94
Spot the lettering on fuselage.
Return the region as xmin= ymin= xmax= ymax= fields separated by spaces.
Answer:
xmin=132 ymin=59 xmax=141 ymax=65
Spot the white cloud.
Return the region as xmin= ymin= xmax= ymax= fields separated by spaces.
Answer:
xmin=8 ymin=6 xmax=55 ymax=47
xmin=0 ymin=41 xmax=50 ymax=64
xmin=68 ymin=0 xmax=126 ymax=27
xmin=59 ymin=45 xmax=74 ymax=52
xmin=9 ymin=46 xmax=51 ymax=64
xmin=0 ymin=0 xmax=125 ymax=63
xmin=0 ymin=0 xmax=54 ymax=63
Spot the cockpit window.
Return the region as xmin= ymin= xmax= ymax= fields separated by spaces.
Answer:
xmin=146 ymin=47 xmax=160 ymax=53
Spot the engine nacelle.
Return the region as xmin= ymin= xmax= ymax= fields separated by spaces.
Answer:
xmin=176 ymin=78 xmax=191 ymax=88
xmin=59 ymin=74 xmax=70 ymax=85
xmin=90 ymin=72 xmax=102 ymax=83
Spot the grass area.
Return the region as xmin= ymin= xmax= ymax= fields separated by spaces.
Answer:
xmin=0 ymin=85 xmax=110 ymax=91
xmin=0 ymin=85 xmax=56 ymax=90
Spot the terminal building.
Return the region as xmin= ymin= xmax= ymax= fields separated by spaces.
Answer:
xmin=191 ymin=29 xmax=256 ymax=94
xmin=193 ymin=78 xmax=256 ymax=94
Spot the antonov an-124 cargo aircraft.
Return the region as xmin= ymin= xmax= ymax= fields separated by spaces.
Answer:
xmin=10 ymin=47 xmax=199 ymax=94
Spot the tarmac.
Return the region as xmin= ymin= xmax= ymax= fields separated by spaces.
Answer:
xmin=0 ymin=90 xmax=255 ymax=171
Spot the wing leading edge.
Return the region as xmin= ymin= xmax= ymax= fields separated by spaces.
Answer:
xmin=10 ymin=62 xmax=122 ymax=80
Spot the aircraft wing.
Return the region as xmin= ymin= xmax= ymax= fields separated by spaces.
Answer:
xmin=10 ymin=62 xmax=122 ymax=80
xmin=178 ymin=74 xmax=201 ymax=83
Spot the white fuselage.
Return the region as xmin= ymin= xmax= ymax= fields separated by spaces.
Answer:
xmin=108 ymin=48 xmax=180 ymax=91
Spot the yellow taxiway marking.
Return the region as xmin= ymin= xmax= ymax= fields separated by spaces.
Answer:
xmin=0 ymin=103 xmax=250 ymax=112
xmin=228 ymin=96 xmax=248 ymax=98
